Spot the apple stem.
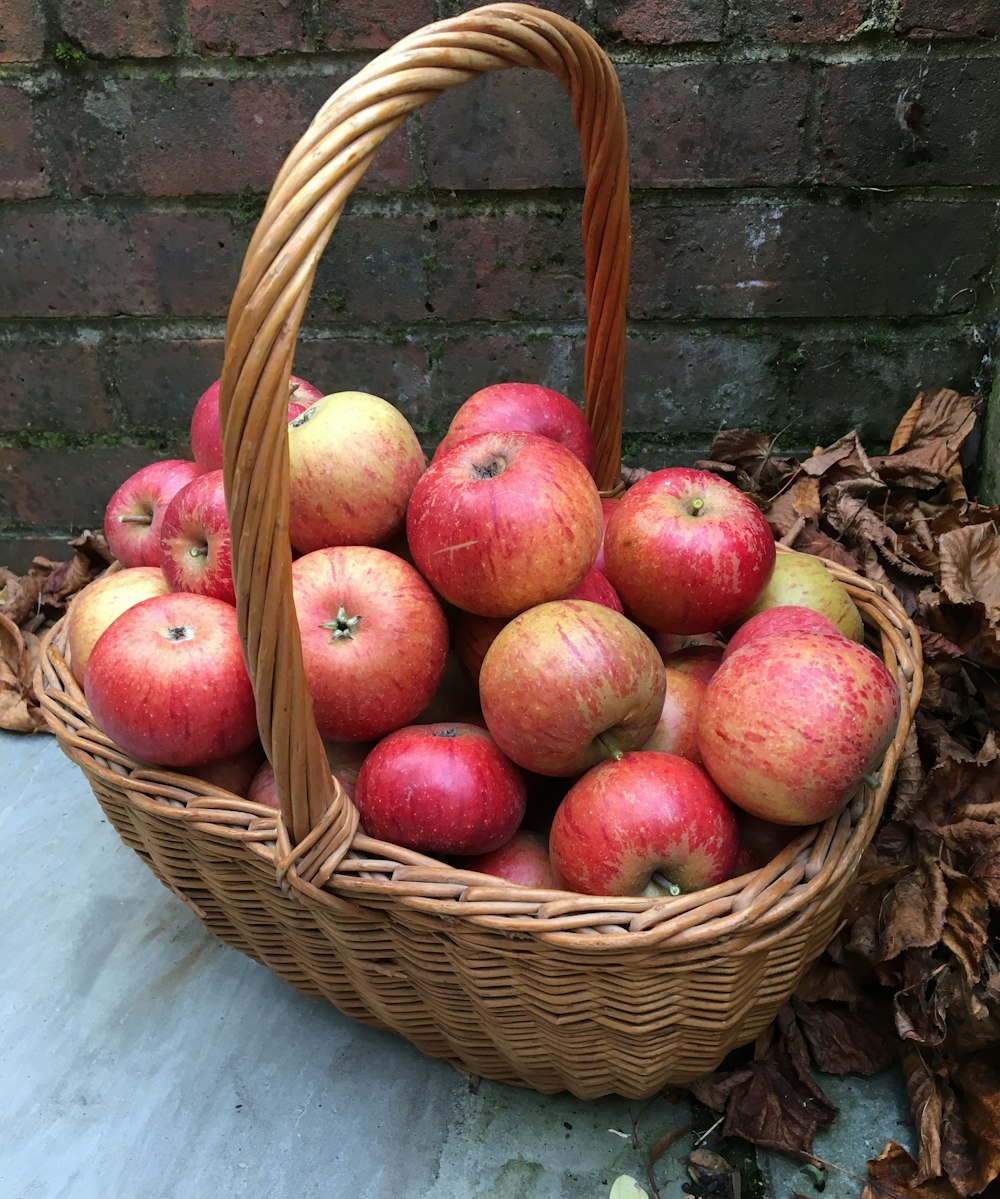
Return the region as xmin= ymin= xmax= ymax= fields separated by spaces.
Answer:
xmin=322 ymin=605 xmax=361 ymax=641
xmin=595 ymin=732 xmax=624 ymax=761
xmin=118 ymin=513 xmax=153 ymax=525
xmin=689 ymin=497 xmax=706 ymax=517
xmin=652 ymin=871 xmax=682 ymax=897
xmin=188 ymin=545 xmax=209 ymax=558
xmin=862 ymin=772 xmax=880 ymax=789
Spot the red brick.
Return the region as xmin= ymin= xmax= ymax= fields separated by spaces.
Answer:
xmin=727 ymin=0 xmax=872 ymax=42
xmin=54 ymin=0 xmax=181 ymax=58
xmin=314 ymin=0 xmax=436 ymax=50
xmin=629 ymin=200 xmax=997 ymax=320
xmin=897 ymin=0 xmax=1000 ymax=37
xmin=60 ymin=71 xmax=413 ymax=199
xmin=292 ymin=337 xmax=432 ymax=428
xmin=427 ymin=209 xmax=586 ymax=323
xmin=0 ymin=0 xmax=46 ymax=62
xmin=189 ymin=0 xmax=308 ymax=56
xmin=0 ymin=445 xmax=188 ymax=529
xmin=816 ymin=58 xmax=1000 ymax=186
xmin=423 ymin=70 xmax=583 ymax=190
xmin=128 ymin=211 xmax=244 ymax=317
xmin=0 ymin=341 xmax=111 ymax=433
xmin=596 ymin=0 xmax=724 ymax=44
xmin=107 ymin=339 xmax=226 ymax=433
xmin=0 ymin=85 xmax=49 ymax=199
xmin=621 ymin=62 xmax=810 ymax=187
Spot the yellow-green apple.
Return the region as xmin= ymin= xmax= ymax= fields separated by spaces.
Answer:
xmin=460 ymin=829 xmax=559 ymax=888
xmin=407 ymin=431 xmax=604 ymax=618
xmin=479 ymin=599 xmax=666 ymax=776
xmin=189 ymin=373 xmax=321 ymax=473
xmin=291 ymin=545 xmax=448 ymax=742
xmin=737 ymin=549 xmax=864 ymax=641
xmin=83 ymin=592 xmax=258 ymax=767
xmin=697 ymin=631 xmax=900 ymax=825
xmin=287 ymin=390 xmax=425 ymax=553
xmin=660 ymin=643 xmax=725 ymax=684
xmin=549 ymin=751 xmax=740 ymax=896
xmin=640 ymin=666 xmax=707 ymax=762
xmin=432 ymin=382 xmax=596 ymax=474
xmin=604 ymin=467 xmax=776 ymax=634
xmin=355 ymin=721 xmax=526 ymax=855
xmin=158 ymin=469 xmax=236 ymax=605
xmin=103 ymin=459 xmax=200 ymax=568
xmin=67 ymin=565 xmax=170 ymax=687
xmin=722 ymin=604 xmax=844 ymax=661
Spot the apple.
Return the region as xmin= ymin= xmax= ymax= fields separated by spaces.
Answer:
xmin=593 ymin=497 xmax=620 ymax=575
xmin=67 ymin=565 xmax=170 ymax=687
xmin=291 ymin=545 xmax=449 ymax=742
xmin=432 ymin=382 xmax=596 ymax=474
xmin=737 ymin=549 xmax=864 ymax=641
xmin=189 ymin=373 xmax=321 ymax=473
xmin=181 ymin=740 xmax=265 ymax=796
xmin=454 ymin=610 xmax=510 ymax=688
xmin=604 ymin=467 xmax=776 ymax=634
xmin=460 ymin=829 xmax=559 ymax=889
xmin=660 ymin=643 xmax=725 ymax=684
xmin=566 ymin=566 xmax=624 ymax=612
xmin=479 ymin=599 xmax=666 ymax=776
xmin=287 ymin=390 xmax=426 ymax=553
xmin=640 ymin=665 xmax=707 ymax=762
xmin=697 ymin=631 xmax=901 ymax=825
xmin=737 ymin=810 xmax=803 ymax=867
xmin=407 ymin=431 xmax=604 ymax=618
xmin=83 ymin=592 xmax=258 ymax=767
xmin=103 ymin=459 xmax=200 ymax=568
xmin=722 ymin=604 xmax=844 ymax=661
xmin=248 ymin=739 xmax=367 ymax=810
xmin=158 ymin=469 xmax=236 ymax=605
xmin=354 ymin=722 xmax=527 ymax=856
xmin=412 ymin=651 xmax=481 ymax=724
xmin=548 ymin=751 xmax=740 ymax=896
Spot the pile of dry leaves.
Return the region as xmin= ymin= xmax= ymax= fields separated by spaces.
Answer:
xmin=2 ymin=389 xmax=997 ymax=1195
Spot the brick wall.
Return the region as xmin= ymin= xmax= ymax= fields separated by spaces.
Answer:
xmin=1 ymin=0 xmax=998 ymax=569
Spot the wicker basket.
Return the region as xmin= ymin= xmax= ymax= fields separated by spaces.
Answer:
xmin=37 ymin=3 xmax=922 ymax=1099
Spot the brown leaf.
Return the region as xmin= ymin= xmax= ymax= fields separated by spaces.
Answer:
xmin=942 ymin=821 xmax=1000 ymax=907
xmin=939 ymin=866 xmax=990 ymax=989
xmin=948 ymin=1051 xmax=1000 ymax=1195
xmin=863 ymin=1141 xmax=960 ymax=1199
xmin=938 ymin=525 xmax=1000 ymax=629
xmin=888 ymin=390 xmax=978 ymax=457
xmin=0 ymin=564 xmax=46 ymax=626
xmin=688 ymin=1068 xmax=755 ymax=1113
xmin=901 ymin=1044 xmax=947 ymax=1184
xmin=721 ymin=1007 xmax=838 ymax=1154
xmin=0 ymin=614 xmax=46 ymax=733
xmin=892 ymin=952 xmax=952 ymax=1047
xmin=791 ymin=997 xmax=895 ymax=1075
xmin=880 ymin=857 xmax=949 ymax=962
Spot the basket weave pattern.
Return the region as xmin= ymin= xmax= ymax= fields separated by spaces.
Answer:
xmin=38 ymin=4 xmax=922 ymax=1099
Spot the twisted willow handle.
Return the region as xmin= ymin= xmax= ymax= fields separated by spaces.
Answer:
xmin=219 ymin=4 xmax=631 ymax=851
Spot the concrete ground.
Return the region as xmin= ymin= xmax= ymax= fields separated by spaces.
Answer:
xmin=0 ymin=730 xmax=916 ymax=1199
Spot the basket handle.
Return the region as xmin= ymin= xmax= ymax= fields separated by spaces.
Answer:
xmin=219 ymin=3 xmax=631 ymax=851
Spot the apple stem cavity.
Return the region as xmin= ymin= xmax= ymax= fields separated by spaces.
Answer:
xmin=188 ymin=545 xmax=209 ymax=558
xmin=290 ymin=405 xmax=319 ymax=427
xmin=651 ymin=871 xmax=682 ymax=897
xmin=595 ymin=732 xmax=624 ymax=762
xmin=322 ymin=605 xmax=361 ymax=642
xmin=471 ymin=455 xmax=507 ymax=481
xmin=689 ymin=497 xmax=706 ymax=517
xmin=166 ymin=624 xmax=195 ymax=643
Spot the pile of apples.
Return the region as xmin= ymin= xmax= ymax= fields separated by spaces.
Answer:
xmin=67 ymin=376 xmax=902 ymax=899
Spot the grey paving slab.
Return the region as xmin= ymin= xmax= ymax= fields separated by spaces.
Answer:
xmin=0 ymin=730 xmax=915 ymax=1199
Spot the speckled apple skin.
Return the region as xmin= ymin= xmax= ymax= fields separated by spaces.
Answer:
xmin=721 ymin=604 xmax=844 ymax=661
xmin=479 ymin=600 xmax=666 ymax=777
xmin=640 ymin=667 xmax=707 ymax=762
xmin=549 ymin=751 xmax=740 ymax=896
xmin=740 ymin=550 xmax=864 ymax=642
xmin=604 ymin=467 xmax=776 ymax=635
xmin=697 ymin=631 xmax=900 ymax=825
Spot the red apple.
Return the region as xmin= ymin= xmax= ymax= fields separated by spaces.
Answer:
xmin=291 ymin=545 xmax=449 ymax=742
xmin=454 ymin=611 xmax=510 ymax=688
xmin=697 ymin=631 xmax=901 ymax=825
xmin=461 ymin=829 xmax=559 ymax=889
xmin=407 ymin=431 xmax=604 ymax=618
xmin=67 ymin=565 xmax=170 ymax=687
xmin=660 ymin=644 xmax=725 ymax=684
xmin=83 ymin=592 xmax=258 ymax=767
xmin=604 ymin=467 xmax=776 ymax=634
xmin=548 ymin=751 xmax=740 ymax=896
xmin=479 ymin=599 xmax=666 ymax=776
xmin=355 ymin=722 xmax=527 ymax=856
xmin=593 ymin=497 xmax=620 ymax=575
xmin=722 ymin=604 xmax=844 ymax=661
xmin=189 ymin=374 xmax=321 ymax=473
xmin=158 ymin=469 xmax=236 ymax=605
xmin=433 ymin=382 xmax=596 ymax=474
xmin=248 ymin=740 xmax=366 ymax=810
xmin=737 ymin=549 xmax=865 ymax=642
xmin=103 ymin=459 xmax=200 ymax=568
xmin=565 ymin=566 xmax=624 ymax=612
xmin=640 ymin=666 xmax=707 ymax=762
xmin=287 ymin=390 xmax=425 ymax=553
